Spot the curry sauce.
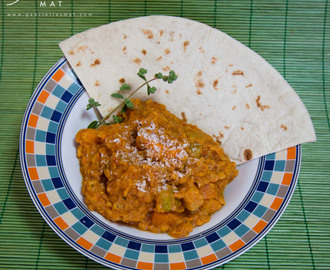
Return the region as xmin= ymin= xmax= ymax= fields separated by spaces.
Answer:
xmin=76 ymin=99 xmax=238 ymax=238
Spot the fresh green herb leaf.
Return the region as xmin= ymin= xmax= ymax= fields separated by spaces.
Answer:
xmin=120 ymin=83 xmax=131 ymax=91
xmin=138 ymin=74 xmax=146 ymax=81
xmin=168 ymin=70 xmax=178 ymax=83
xmin=125 ymin=99 xmax=134 ymax=109
xmin=169 ymin=70 xmax=177 ymax=79
xmin=87 ymin=120 xmax=100 ymax=129
xmin=160 ymin=70 xmax=178 ymax=84
xmin=137 ymin=68 xmax=148 ymax=81
xmin=139 ymin=68 xmax=148 ymax=75
xmin=121 ymin=104 xmax=128 ymax=113
xmin=113 ymin=115 xmax=123 ymax=123
xmin=86 ymin=98 xmax=101 ymax=110
xmin=111 ymin=93 xmax=124 ymax=99
xmin=155 ymin=73 xmax=163 ymax=79
xmin=149 ymin=86 xmax=156 ymax=94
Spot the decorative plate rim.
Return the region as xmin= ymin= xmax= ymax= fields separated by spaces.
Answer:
xmin=20 ymin=57 xmax=301 ymax=270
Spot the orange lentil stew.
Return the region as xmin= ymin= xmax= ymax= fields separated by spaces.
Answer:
xmin=75 ymin=99 xmax=238 ymax=238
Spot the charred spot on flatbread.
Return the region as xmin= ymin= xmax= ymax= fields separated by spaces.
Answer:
xmin=169 ymin=31 xmax=175 ymax=41
xmin=122 ymin=46 xmax=127 ymax=54
xmin=245 ymin=103 xmax=251 ymax=109
xmin=156 ymin=56 xmax=162 ymax=61
xmin=141 ymin=29 xmax=154 ymax=39
xmin=232 ymin=85 xmax=237 ymax=94
xmin=183 ymin=41 xmax=190 ymax=52
xmin=198 ymin=46 xmax=205 ymax=53
xmin=164 ymin=48 xmax=171 ymax=55
xmin=211 ymin=57 xmax=218 ymax=64
xmin=159 ymin=30 xmax=164 ymax=36
xmin=163 ymin=66 xmax=171 ymax=72
xmin=76 ymin=45 xmax=88 ymax=53
xmin=256 ymin=95 xmax=270 ymax=111
xmin=232 ymin=70 xmax=244 ymax=76
xmin=245 ymin=83 xmax=253 ymax=88
xmin=281 ymin=124 xmax=288 ymax=130
xmin=90 ymin=59 xmax=100 ymax=67
xmin=119 ymin=78 xmax=125 ymax=83
xmin=213 ymin=79 xmax=219 ymax=90
xmin=94 ymin=80 xmax=100 ymax=86
xmin=69 ymin=50 xmax=74 ymax=55
xmin=76 ymin=61 xmax=81 ymax=67
xmin=123 ymin=34 xmax=127 ymax=39
xmin=195 ymin=71 xmax=205 ymax=94
xmin=141 ymin=49 xmax=147 ymax=55
xmin=232 ymin=105 xmax=236 ymax=110
xmin=133 ymin=58 xmax=142 ymax=65
xmin=244 ymin=149 xmax=253 ymax=161
xmin=165 ymin=90 xmax=169 ymax=94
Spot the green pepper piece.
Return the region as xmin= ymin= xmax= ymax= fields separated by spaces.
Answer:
xmin=189 ymin=143 xmax=203 ymax=158
xmin=160 ymin=189 xmax=174 ymax=212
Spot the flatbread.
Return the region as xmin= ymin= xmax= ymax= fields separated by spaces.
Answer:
xmin=59 ymin=15 xmax=316 ymax=164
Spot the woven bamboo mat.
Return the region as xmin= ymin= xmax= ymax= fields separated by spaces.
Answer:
xmin=0 ymin=0 xmax=329 ymax=269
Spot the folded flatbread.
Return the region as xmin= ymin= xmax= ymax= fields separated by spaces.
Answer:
xmin=59 ymin=15 xmax=316 ymax=164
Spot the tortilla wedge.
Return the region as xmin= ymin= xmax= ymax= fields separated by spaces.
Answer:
xmin=59 ymin=15 xmax=316 ymax=164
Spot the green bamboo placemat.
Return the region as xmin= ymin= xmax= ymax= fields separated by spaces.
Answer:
xmin=0 ymin=0 xmax=329 ymax=269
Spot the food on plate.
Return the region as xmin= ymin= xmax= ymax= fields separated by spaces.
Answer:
xmin=60 ymin=15 xmax=316 ymax=237
xmin=60 ymin=15 xmax=316 ymax=165
xmin=75 ymin=99 xmax=238 ymax=238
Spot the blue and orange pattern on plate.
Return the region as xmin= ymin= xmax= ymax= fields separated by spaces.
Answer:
xmin=20 ymin=58 xmax=301 ymax=269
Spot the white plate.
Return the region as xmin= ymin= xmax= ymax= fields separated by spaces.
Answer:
xmin=20 ymin=58 xmax=301 ymax=269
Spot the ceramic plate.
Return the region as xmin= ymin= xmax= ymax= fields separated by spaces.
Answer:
xmin=20 ymin=58 xmax=301 ymax=269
